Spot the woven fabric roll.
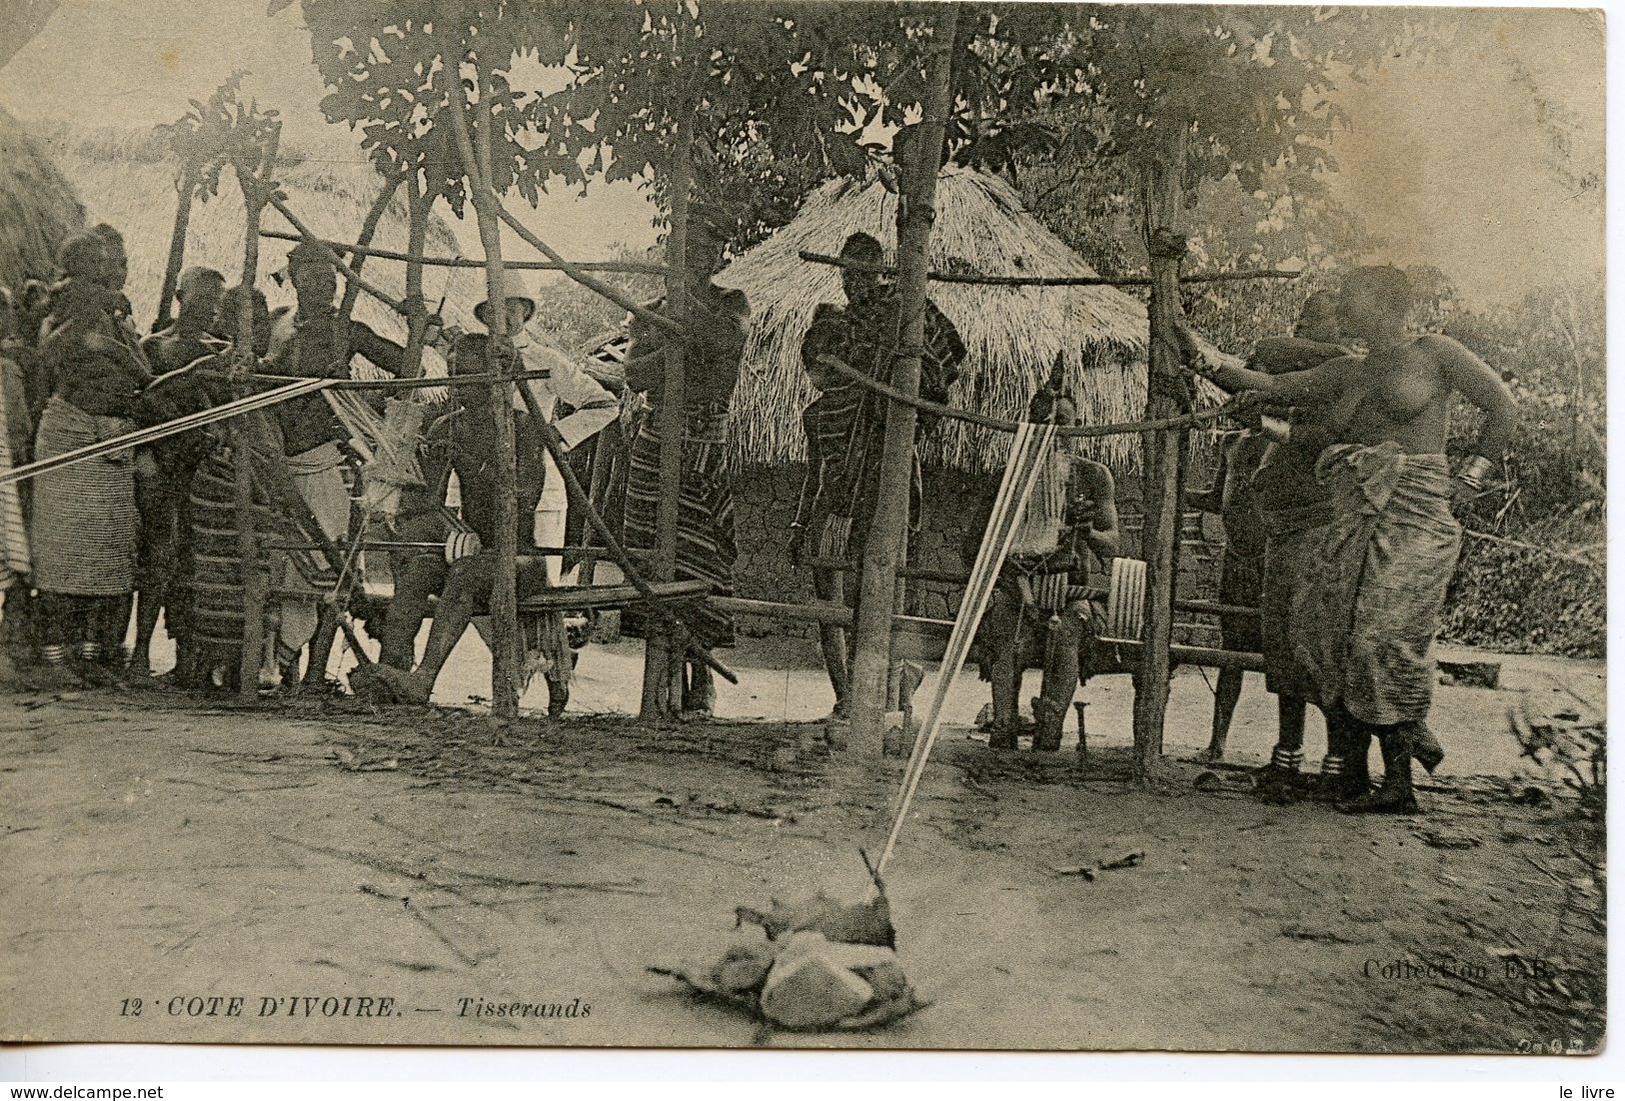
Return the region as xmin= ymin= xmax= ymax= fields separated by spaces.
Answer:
xmin=1030 ymin=572 xmax=1071 ymax=614
xmin=186 ymin=442 xmax=342 ymax=670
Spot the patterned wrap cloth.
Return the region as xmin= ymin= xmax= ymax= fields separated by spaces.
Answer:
xmin=1258 ymin=502 xmax=1333 ymax=700
xmin=619 ymin=283 xmax=747 ymax=651
xmin=186 ymin=434 xmax=341 ymax=671
xmin=30 ymin=395 xmax=138 ymax=595
xmin=620 ymin=404 xmax=738 ymax=649
xmin=1289 ymin=442 xmax=1462 ymax=725
xmin=794 ymin=291 xmax=965 ymax=559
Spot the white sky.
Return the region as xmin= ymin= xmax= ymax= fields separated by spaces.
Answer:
xmin=0 ymin=0 xmax=1604 ymax=305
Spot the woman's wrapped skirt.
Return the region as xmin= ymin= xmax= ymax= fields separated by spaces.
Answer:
xmin=30 ymin=396 xmax=136 ymax=596
xmin=1289 ymin=443 xmax=1462 ymax=725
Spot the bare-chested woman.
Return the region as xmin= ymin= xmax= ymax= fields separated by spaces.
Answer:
xmin=1184 ymin=266 xmax=1517 ymax=814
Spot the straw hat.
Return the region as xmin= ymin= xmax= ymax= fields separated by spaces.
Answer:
xmin=473 ymin=270 xmax=535 ymax=328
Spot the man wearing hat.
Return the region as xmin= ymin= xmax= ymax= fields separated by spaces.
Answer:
xmin=262 ymin=239 xmax=409 ymax=688
xmin=450 ymin=271 xmax=618 ymax=559
xmin=359 ymin=270 xmax=616 ymax=713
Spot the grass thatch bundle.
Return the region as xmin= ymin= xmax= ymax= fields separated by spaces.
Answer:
xmin=0 ymin=108 xmax=86 ymax=295
xmin=41 ymin=123 xmax=485 ymax=383
xmin=718 ymin=165 xmax=1236 ymax=473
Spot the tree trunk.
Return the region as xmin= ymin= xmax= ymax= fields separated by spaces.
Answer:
xmin=1131 ymin=123 xmax=1192 ymax=784
xmin=438 ymin=20 xmax=520 ymax=719
xmin=641 ymin=111 xmax=691 ymax=720
xmin=848 ymin=5 xmax=960 ymax=755
xmin=400 ymin=171 xmax=431 ymax=379
xmin=155 ymin=161 xmax=198 ymax=331
xmin=233 ymin=122 xmax=281 ymax=701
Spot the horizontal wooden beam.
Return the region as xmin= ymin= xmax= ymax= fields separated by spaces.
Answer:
xmin=260 ymin=229 xmax=671 ymax=276
xmin=712 ymin=597 xmax=1265 ymax=671
xmin=516 ymin=578 xmax=713 ymax=612
xmin=824 ymin=357 xmax=1245 ymax=439
xmin=797 ymin=556 xmax=1259 ymax=619
xmin=799 ymin=250 xmax=1302 ymax=288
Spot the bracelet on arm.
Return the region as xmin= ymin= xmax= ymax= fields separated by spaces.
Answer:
xmin=1259 ymin=413 xmax=1291 ymax=443
xmin=1458 ymin=454 xmax=1494 ymax=488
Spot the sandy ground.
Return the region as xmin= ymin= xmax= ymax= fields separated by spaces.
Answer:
xmin=0 ymin=629 xmax=1606 ymax=1053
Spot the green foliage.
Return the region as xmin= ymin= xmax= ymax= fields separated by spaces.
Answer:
xmin=299 ymin=2 xmax=511 ymax=215
xmin=530 ymin=244 xmax=661 ymax=353
xmin=1442 ymin=524 xmax=1603 ymax=657
xmin=1424 ymin=275 xmax=1606 ymax=657
xmin=153 ymin=70 xmax=282 ymax=202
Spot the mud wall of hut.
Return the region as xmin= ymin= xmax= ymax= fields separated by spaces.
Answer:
xmin=727 ymin=462 xmax=1226 ymax=648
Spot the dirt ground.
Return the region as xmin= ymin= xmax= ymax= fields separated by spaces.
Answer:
xmin=0 ymin=632 xmax=1606 ymax=1053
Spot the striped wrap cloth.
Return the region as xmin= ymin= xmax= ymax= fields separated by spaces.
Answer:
xmin=620 ymin=403 xmax=737 ymax=650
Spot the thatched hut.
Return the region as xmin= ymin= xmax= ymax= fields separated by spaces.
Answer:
xmin=36 ymin=123 xmax=484 ymax=375
xmin=717 ymin=164 xmax=1234 ymax=473
xmin=0 ymin=106 xmax=85 ymax=294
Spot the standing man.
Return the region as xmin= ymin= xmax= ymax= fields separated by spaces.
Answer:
xmin=793 ymin=232 xmax=966 ymax=720
xmin=1187 ymin=267 xmax=1517 ymax=814
xmin=1184 ymin=425 xmax=1269 ymax=762
xmin=262 ymin=240 xmax=406 ymax=689
xmin=620 ymin=206 xmax=749 ymax=718
xmin=132 ymin=267 xmax=228 ymax=679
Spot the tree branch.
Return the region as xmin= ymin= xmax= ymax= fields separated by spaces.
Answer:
xmin=495 ymin=204 xmax=685 ymax=335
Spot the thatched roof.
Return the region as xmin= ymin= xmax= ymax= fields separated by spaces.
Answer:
xmin=39 ymin=123 xmax=484 ymax=382
xmin=0 ymin=106 xmax=85 ymax=294
xmin=717 ymin=165 xmax=1235 ymax=472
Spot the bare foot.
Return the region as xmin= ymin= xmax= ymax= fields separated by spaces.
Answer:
xmin=25 ymin=664 xmax=85 ymax=694
xmin=348 ymin=664 xmax=432 ymax=704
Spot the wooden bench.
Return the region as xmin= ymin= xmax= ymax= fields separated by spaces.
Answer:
xmin=515 ymin=578 xmax=713 ymax=614
xmin=710 ymin=595 xmax=1265 ymax=672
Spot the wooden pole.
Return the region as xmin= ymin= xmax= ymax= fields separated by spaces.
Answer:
xmin=848 ymin=5 xmax=960 ymax=754
xmin=154 ymin=160 xmax=199 ymax=331
xmin=886 ymin=522 xmax=908 ymax=710
xmin=492 ymin=206 xmax=682 ymax=334
xmin=796 ymin=250 xmax=1301 ymax=288
xmin=257 ymin=231 xmax=669 ymax=276
xmin=642 ymin=108 xmax=691 ymax=720
xmin=1131 ymin=122 xmax=1193 ymax=784
xmin=400 ymin=171 xmax=431 ymax=379
xmin=338 ymin=169 xmax=406 ymax=322
xmin=232 ymin=121 xmax=281 ymax=700
xmin=437 ymin=12 xmax=521 ymax=720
